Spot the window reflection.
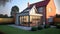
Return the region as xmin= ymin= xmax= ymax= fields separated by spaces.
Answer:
xmin=20 ymin=16 xmax=41 ymax=26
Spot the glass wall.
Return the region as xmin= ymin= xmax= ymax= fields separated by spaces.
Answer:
xmin=19 ymin=15 xmax=42 ymax=26
xmin=20 ymin=16 xmax=29 ymax=26
xmin=30 ymin=16 xmax=42 ymax=26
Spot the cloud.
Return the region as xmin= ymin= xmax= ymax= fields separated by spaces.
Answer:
xmin=0 ymin=0 xmax=11 ymax=6
xmin=55 ymin=0 xmax=60 ymax=7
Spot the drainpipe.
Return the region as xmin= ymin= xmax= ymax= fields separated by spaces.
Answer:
xmin=28 ymin=16 xmax=30 ymax=27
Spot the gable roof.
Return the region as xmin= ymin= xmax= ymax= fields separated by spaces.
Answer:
xmin=28 ymin=0 xmax=50 ymax=8
xmin=20 ymin=0 xmax=50 ymax=14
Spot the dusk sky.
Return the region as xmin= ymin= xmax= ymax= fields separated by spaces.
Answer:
xmin=0 ymin=0 xmax=60 ymax=16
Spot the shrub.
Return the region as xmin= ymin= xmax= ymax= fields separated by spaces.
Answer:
xmin=38 ymin=26 xmax=43 ymax=30
xmin=31 ymin=27 xmax=37 ymax=31
xmin=44 ymin=25 xmax=50 ymax=28
xmin=56 ymin=24 xmax=60 ymax=29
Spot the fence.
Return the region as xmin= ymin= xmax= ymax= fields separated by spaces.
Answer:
xmin=53 ymin=17 xmax=60 ymax=25
xmin=0 ymin=18 xmax=14 ymax=24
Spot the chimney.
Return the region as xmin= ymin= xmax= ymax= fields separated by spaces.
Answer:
xmin=27 ymin=2 xmax=30 ymax=7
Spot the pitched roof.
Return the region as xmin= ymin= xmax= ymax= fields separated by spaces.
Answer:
xmin=21 ymin=0 xmax=50 ymax=14
xmin=28 ymin=0 xmax=50 ymax=8
xmin=20 ymin=8 xmax=30 ymax=14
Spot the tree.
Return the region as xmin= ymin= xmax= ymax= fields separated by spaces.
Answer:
xmin=11 ymin=6 xmax=19 ymax=16
xmin=56 ymin=14 xmax=60 ymax=18
xmin=4 ymin=14 xmax=8 ymax=18
xmin=0 ymin=14 xmax=4 ymax=18
xmin=0 ymin=14 xmax=8 ymax=18
xmin=11 ymin=6 xmax=19 ymax=12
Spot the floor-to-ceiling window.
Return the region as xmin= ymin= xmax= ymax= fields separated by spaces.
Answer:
xmin=20 ymin=16 xmax=29 ymax=26
xmin=20 ymin=15 xmax=42 ymax=26
xmin=30 ymin=15 xmax=41 ymax=26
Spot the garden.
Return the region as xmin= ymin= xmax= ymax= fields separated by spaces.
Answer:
xmin=0 ymin=25 xmax=60 ymax=34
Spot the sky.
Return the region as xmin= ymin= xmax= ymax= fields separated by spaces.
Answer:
xmin=0 ymin=0 xmax=60 ymax=16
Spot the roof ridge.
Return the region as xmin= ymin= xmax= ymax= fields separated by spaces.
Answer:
xmin=30 ymin=0 xmax=50 ymax=6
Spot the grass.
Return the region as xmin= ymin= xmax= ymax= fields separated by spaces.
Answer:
xmin=0 ymin=25 xmax=60 ymax=34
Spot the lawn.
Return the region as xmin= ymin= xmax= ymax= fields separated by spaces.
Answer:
xmin=0 ymin=25 xmax=60 ymax=34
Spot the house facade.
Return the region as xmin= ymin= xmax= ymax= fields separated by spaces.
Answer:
xmin=15 ymin=0 xmax=56 ymax=27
